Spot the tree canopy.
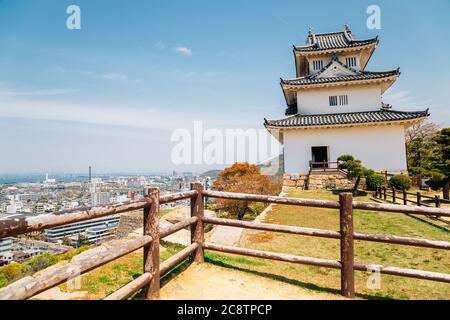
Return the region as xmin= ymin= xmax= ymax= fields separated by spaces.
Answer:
xmin=337 ymin=154 xmax=374 ymax=192
xmin=212 ymin=162 xmax=280 ymax=220
xmin=426 ymin=128 xmax=450 ymax=199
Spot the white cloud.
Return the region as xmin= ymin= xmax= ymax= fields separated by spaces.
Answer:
xmin=0 ymin=85 xmax=256 ymax=131
xmin=0 ymin=83 xmax=77 ymax=96
xmin=174 ymin=47 xmax=192 ymax=56
xmin=98 ymin=73 xmax=128 ymax=80
xmin=383 ymin=89 xmax=432 ymax=109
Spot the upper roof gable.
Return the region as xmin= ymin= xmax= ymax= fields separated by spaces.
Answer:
xmin=294 ymin=25 xmax=378 ymax=53
xmin=315 ymin=58 xmax=357 ymax=78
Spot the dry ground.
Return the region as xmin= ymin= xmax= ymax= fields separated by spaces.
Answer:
xmin=160 ymin=262 xmax=346 ymax=300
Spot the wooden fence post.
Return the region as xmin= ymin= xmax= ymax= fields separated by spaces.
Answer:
xmin=339 ymin=193 xmax=355 ymax=298
xmin=143 ymin=187 xmax=160 ymax=300
xmin=392 ymin=188 xmax=396 ymax=203
xmin=383 ymin=187 xmax=387 ymax=201
xmin=435 ymin=195 xmax=441 ymax=208
xmin=417 ymin=192 xmax=422 ymax=207
xmin=403 ymin=190 xmax=407 ymax=205
xmin=190 ymin=183 xmax=205 ymax=262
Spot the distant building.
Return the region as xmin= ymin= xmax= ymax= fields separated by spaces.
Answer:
xmin=33 ymin=203 xmax=45 ymax=214
xmin=0 ymin=238 xmax=13 ymax=259
xmin=44 ymin=214 xmax=120 ymax=241
xmin=17 ymin=194 xmax=40 ymax=202
xmin=91 ymin=192 xmax=111 ymax=206
xmin=43 ymin=173 xmax=57 ymax=189
xmin=69 ymin=222 xmax=119 ymax=245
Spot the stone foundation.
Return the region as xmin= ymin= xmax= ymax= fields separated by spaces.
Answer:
xmin=307 ymin=172 xmax=354 ymax=190
xmin=115 ymin=213 xmax=143 ymax=239
xmin=283 ymin=172 xmax=365 ymax=190
xmin=283 ymin=173 xmax=308 ymax=190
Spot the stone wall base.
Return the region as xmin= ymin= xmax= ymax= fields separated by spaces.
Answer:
xmin=283 ymin=172 xmax=366 ymax=190
xmin=115 ymin=213 xmax=143 ymax=239
xmin=283 ymin=173 xmax=308 ymax=190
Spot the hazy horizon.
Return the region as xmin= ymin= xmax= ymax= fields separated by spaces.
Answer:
xmin=1 ymin=0 xmax=449 ymax=173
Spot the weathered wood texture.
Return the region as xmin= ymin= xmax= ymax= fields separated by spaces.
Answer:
xmin=353 ymin=263 xmax=450 ymax=283
xmin=203 ymin=190 xmax=450 ymax=217
xmin=0 ymin=200 xmax=150 ymax=238
xmin=159 ymin=243 xmax=199 ymax=275
xmin=203 ymin=190 xmax=341 ymax=209
xmin=104 ymin=243 xmax=198 ymax=300
xmin=203 ymin=217 xmax=450 ymax=250
xmin=104 ymin=273 xmax=152 ymax=301
xmin=352 ymin=200 xmax=450 ymax=217
xmin=159 ymin=217 xmax=198 ymax=239
xmin=143 ymin=187 xmax=160 ymax=300
xmin=339 ymin=193 xmax=355 ymax=298
xmin=190 ymin=183 xmax=205 ymax=263
xmin=0 ymin=235 xmax=152 ymax=300
xmin=159 ymin=190 xmax=198 ymax=204
xmin=203 ymin=242 xmax=341 ymax=269
xmin=0 ymin=190 xmax=198 ymax=239
xmin=203 ymin=243 xmax=450 ymax=284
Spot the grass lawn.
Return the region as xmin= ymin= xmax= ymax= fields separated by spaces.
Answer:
xmin=207 ymin=189 xmax=450 ymax=300
xmin=58 ymin=243 xmax=189 ymax=299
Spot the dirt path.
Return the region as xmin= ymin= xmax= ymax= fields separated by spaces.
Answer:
xmin=160 ymin=263 xmax=345 ymax=300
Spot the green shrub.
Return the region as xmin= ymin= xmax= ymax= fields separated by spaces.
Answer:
xmin=22 ymin=253 xmax=58 ymax=273
xmin=389 ymin=175 xmax=412 ymax=190
xmin=0 ymin=263 xmax=22 ymax=283
xmin=0 ymin=273 xmax=8 ymax=288
xmin=366 ymin=173 xmax=387 ymax=190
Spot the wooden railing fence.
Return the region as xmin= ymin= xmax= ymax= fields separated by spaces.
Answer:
xmin=0 ymin=183 xmax=449 ymax=300
xmin=375 ymin=187 xmax=449 ymax=208
xmin=309 ymin=161 xmax=342 ymax=172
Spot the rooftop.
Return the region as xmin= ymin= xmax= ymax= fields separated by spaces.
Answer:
xmin=264 ymin=109 xmax=429 ymax=129
xmin=281 ymin=69 xmax=400 ymax=87
xmin=294 ymin=25 xmax=378 ymax=53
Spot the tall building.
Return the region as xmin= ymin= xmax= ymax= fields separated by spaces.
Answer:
xmin=91 ymin=192 xmax=111 ymax=206
xmin=265 ymin=25 xmax=428 ymax=176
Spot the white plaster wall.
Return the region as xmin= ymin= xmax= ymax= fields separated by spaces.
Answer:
xmin=283 ymin=125 xmax=407 ymax=174
xmin=296 ymin=84 xmax=381 ymax=115
xmin=307 ymin=53 xmax=361 ymax=75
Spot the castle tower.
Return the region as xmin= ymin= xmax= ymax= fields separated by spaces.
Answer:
xmin=265 ymin=25 xmax=429 ymax=176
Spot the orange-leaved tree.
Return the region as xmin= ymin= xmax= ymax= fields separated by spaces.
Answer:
xmin=212 ymin=162 xmax=279 ymax=220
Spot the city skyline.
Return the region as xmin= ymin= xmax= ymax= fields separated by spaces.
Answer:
xmin=1 ymin=0 xmax=449 ymax=173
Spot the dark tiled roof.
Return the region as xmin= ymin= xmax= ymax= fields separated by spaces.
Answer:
xmin=281 ymin=69 xmax=400 ymax=87
xmin=295 ymin=28 xmax=378 ymax=52
xmin=264 ymin=109 xmax=429 ymax=128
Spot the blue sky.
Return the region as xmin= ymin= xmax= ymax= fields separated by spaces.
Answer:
xmin=0 ymin=0 xmax=449 ymax=174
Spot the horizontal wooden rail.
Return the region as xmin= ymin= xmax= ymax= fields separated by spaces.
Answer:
xmin=0 ymin=200 xmax=150 ymax=238
xmin=104 ymin=273 xmax=152 ymax=301
xmin=203 ymin=216 xmax=340 ymax=239
xmin=352 ymin=201 xmax=450 ymax=217
xmin=203 ymin=190 xmax=450 ymax=217
xmin=203 ymin=190 xmax=341 ymax=209
xmin=353 ymin=263 xmax=450 ymax=283
xmin=204 ymin=243 xmax=450 ymax=284
xmin=159 ymin=190 xmax=198 ymax=204
xmin=159 ymin=217 xmax=198 ymax=239
xmin=0 ymin=190 xmax=199 ymax=239
xmin=203 ymin=217 xmax=450 ymax=250
xmin=0 ymin=235 xmax=152 ymax=300
xmin=203 ymin=242 xmax=342 ymax=269
xmin=159 ymin=243 xmax=199 ymax=275
xmin=104 ymin=243 xmax=199 ymax=300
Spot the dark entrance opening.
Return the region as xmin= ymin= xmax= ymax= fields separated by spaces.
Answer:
xmin=311 ymin=146 xmax=329 ymax=168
